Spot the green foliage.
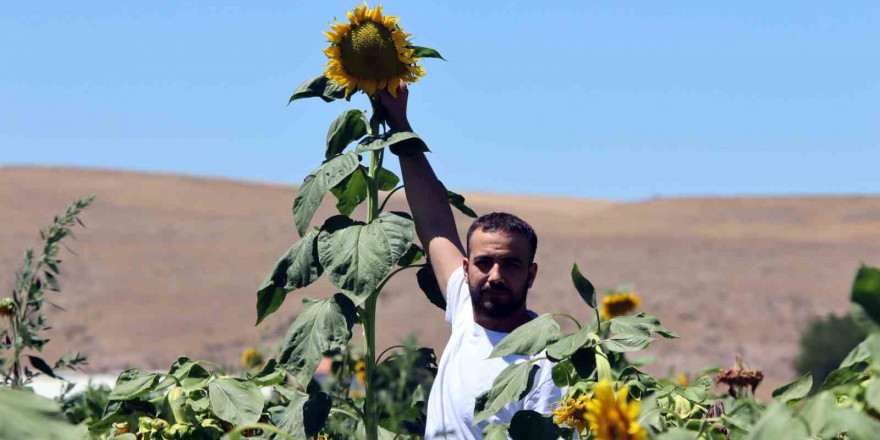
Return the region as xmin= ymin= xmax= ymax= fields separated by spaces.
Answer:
xmin=794 ymin=312 xmax=866 ymax=392
xmin=289 ymin=75 xmax=348 ymax=103
xmin=60 ymin=381 xmax=111 ymax=426
xmin=1 ymin=196 xmax=94 ymax=389
xmin=0 ymin=387 xmax=87 ymax=440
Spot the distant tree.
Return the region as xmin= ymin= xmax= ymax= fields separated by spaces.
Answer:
xmin=794 ymin=312 xmax=866 ymax=393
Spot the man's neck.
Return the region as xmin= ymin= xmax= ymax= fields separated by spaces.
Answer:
xmin=475 ymin=309 xmax=532 ymax=333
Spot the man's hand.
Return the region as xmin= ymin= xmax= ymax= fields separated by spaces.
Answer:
xmin=379 ymin=81 xmax=412 ymax=132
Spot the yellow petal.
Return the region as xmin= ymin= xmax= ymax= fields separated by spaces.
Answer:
xmin=383 ymin=15 xmax=399 ymax=30
xmin=323 ymin=46 xmax=341 ymax=58
xmin=323 ymin=31 xmax=341 ymax=43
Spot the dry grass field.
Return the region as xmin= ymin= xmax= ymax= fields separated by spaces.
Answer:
xmin=2 ymin=166 xmax=880 ymax=396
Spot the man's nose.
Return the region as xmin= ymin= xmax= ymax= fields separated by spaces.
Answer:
xmin=487 ymin=263 xmax=503 ymax=283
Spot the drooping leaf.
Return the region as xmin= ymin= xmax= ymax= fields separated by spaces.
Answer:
xmin=409 ymin=45 xmax=446 ymax=60
xmin=255 ymin=229 xmax=323 ymax=325
xmin=27 ymin=355 xmax=57 ymax=378
xmin=571 ymin=263 xmax=596 ymax=308
xmin=292 ymin=151 xmax=361 ymax=237
xmin=851 ymin=265 xmax=880 ymax=333
xmin=417 ymin=266 xmax=446 ymax=310
xmin=608 ymin=313 xmax=678 ymax=338
xmin=489 ymin=314 xmax=560 ymax=358
xmin=168 ymin=357 xmax=211 ymax=392
xmin=207 ymin=378 xmax=263 ymax=426
xmin=276 ymin=294 xmax=357 ymax=386
xmin=508 ymin=410 xmax=562 ymax=440
xmin=289 ymin=75 xmax=347 ymax=104
xmin=356 ymin=131 xmax=429 ymax=153
xmin=108 ymin=369 xmax=159 ymax=401
xmin=248 ymin=359 xmax=287 ymax=387
xmin=317 ymin=212 xmax=415 ymax=304
xmin=473 ymin=362 xmax=539 ymax=423
xmin=275 ymin=390 xmax=332 ymax=439
xmin=546 ymin=325 xmax=595 ymax=361
xmin=551 ymin=361 xmax=576 ymax=388
xmin=681 ymin=375 xmax=714 ymax=403
xmin=482 ymin=423 xmax=510 ymax=440
xmin=445 ymin=189 xmax=477 ymax=218
xmin=840 ymin=337 xmax=871 ymax=369
xmin=820 ymin=361 xmax=869 ymax=390
xmin=772 ymin=373 xmax=812 ymax=404
xmin=330 ymin=166 xmax=368 ymax=216
xmin=376 ymin=167 xmax=400 ymax=191
xmin=397 ymin=243 xmax=424 ymax=267
xmin=326 ymin=109 xmax=368 ymax=159
xmin=601 ymin=333 xmax=654 ymax=353
xmin=0 ymin=388 xmax=87 ymax=440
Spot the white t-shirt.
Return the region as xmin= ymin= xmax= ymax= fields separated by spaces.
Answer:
xmin=424 ymin=267 xmax=562 ymax=439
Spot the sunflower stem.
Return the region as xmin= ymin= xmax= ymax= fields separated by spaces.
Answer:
xmin=362 ymin=113 xmax=383 ymax=439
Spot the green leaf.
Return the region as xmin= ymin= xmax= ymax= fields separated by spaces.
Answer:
xmin=489 ymin=314 xmax=560 ymax=358
xmin=326 ymin=109 xmax=368 ymax=159
xmin=866 ymin=379 xmax=880 ymax=411
xmin=681 ymin=375 xmax=714 ymax=403
xmin=249 ymin=359 xmax=286 ymax=386
xmin=376 ymin=167 xmax=400 ymax=191
xmin=330 ymin=166 xmax=368 ymax=216
xmin=609 ymin=313 xmax=678 ymax=338
xmin=109 ymin=369 xmax=159 ymax=401
xmin=841 ymin=338 xmax=871 ymax=368
xmin=473 ymin=361 xmax=539 ymax=423
xmin=445 ymin=189 xmax=477 ymax=218
xmin=289 ymin=75 xmax=347 ymax=104
xmin=207 ymin=378 xmax=263 ymax=426
xmin=397 ymin=244 xmax=424 ymax=267
xmin=546 ymin=325 xmax=595 ymax=361
xmin=0 ymin=388 xmax=87 ymax=440
xmin=799 ymin=391 xmax=835 ymax=435
xmin=275 ymin=390 xmax=332 ymax=439
xmin=417 ymin=266 xmax=447 ymax=310
xmin=772 ymin=372 xmax=812 ymax=404
xmin=657 ymin=428 xmax=699 ymax=440
xmin=602 ymin=333 xmax=654 ymax=353
xmin=255 ymin=229 xmax=323 ymax=325
xmin=570 ymin=347 xmax=597 ymax=379
xmin=355 ymin=131 xmax=429 ymax=154
xmin=409 ymin=45 xmax=446 ymax=60
xmin=744 ymin=402 xmax=809 ymax=440
xmin=317 ymin=212 xmax=415 ymax=304
xmin=551 ymin=360 xmax=576 ymax=388
xmin=820 ymin=361 xmax=869 ymax=390
xmin=818 ymin=407 xmax=880 ymax=440
xmin=167 ymin=357 xmax=211 ymax=392
xmin=508 ymin=410 xmax=561 ymax=440
xmin=851 ymin=265 xmax=880 ymax=333
xmin=292 ymin=151 xmax=361 ymax=237
xmin=27 ymin=355 xmax=57 ymax=378
xmin=571 ymin=263 xmax=596 ymax=308
xmin=276 ymin=294 xmax=357 ymax=387
xmin=482 ymin=423 xmax=510 ymax=440
xmin=111 ymin=434 xmax=137 ymax=440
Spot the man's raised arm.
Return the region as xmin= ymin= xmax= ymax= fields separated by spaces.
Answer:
xmin=379 ymin=84 xmax=465 ymax=292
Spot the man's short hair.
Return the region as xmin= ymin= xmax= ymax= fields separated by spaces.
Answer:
xmin=465 ymin=212 xmax=538 ymax=262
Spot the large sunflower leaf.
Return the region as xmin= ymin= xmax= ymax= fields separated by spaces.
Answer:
xmin=255 ymin=229 xmax=323 ymax=325
xmin=771 ymin=372 xmax=812 ymax=404
xmin=355 ymin=131 xmax=429 ymax=154
xmin=330 ymin=166 xmax=368 ymax=216
xmin=483 ymin=423 xmax=510 ymax=440
xmin=292 ymin=151 xmax=361 ymax=237
xmin=207 ymin=378 xmax=263 ymax=426
xmin=609 ymin=313 xmax=678 ymax=339
xmin=377 ymin=166 xmax=400 ymax=191
xmin=571 ymin=263 xmax=596 ymax=308
xmin=851 ymin=265 xmax=880 ymax=334
xmin=409 ymin=45 xmax=446 ymax=61
xmin=108 ymin=369 xmax=159 ymax=401
xmin=0 ymin=387 xmax=88 ymax=440
xmin=289 ymin=75 xmax=348 ymax=103
xmin=601 ymin=333 xmax=654 ymax=353
xmin=317 ymin=212 xmax=414 ymax=304
xmin=546 ymin=325 xmax=596 ymax=361
xmin=489 ymin=314 xmax=560 ymax=358
xmin=473 ymin=361 xmax=539 ymax=423
xmin=326 ymin=109 xmax=368 ymax=159
xmin=274 ymin=390 xmax=332 ymax=439
xmin=276 ymin=294 xmax=357 ymax=386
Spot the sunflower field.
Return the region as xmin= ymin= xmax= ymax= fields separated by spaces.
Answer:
xmin=4 ymin=3 xmax=880 ymax=440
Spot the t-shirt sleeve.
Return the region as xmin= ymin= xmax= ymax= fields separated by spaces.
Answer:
xmin=444 ymin=267 xmax=470 ymax=325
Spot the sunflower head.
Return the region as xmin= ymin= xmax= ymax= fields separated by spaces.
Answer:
xmin=552 ymin=395 xmax=590 ymax=433
xmin=600 ymin=291 xmax=642 ymax=320
xmin=585 ymin=380 xmax=647 ymax=440
xmin=241 ymin=347 xmax=263 ymax=368
xmin=323 ymin=3 xmax=425 ymax=97
xmin=354 ymin=360 xmax=367 ymax=385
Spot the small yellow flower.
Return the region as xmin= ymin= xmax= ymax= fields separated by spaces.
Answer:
xmin=552 ymin=394 xmax=590 ymax=433
xmin=676 ymin=373 xmax=689 ymax=387
xmin=241 ymin=347 xmax=263 ymax=368
xmin=0 ymin=297 xmax=14 ymax=318
xmin=323 ymin=2 xmax=425 ymax=97
xmin=585 ymin=380 xmax=647 ymax=440
xmin=354 ymin=360 xmax=367 ymax=385
xmin=600 ymin=291 xmax=642 ymax=320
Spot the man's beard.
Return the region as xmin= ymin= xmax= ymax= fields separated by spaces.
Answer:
xmin=470 ymin=281 xmax=528 ymax=318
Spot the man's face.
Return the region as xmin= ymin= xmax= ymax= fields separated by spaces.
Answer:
xmin=464 ymin=229 xmax=537 ymax=318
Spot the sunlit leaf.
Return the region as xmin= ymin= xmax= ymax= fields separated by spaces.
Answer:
xmin=571 ymin=263 xmax=596 ymax=308
xmin=108 ymin=369 xmax=159 ymax=401
xmin=326 ymin=109 xmax=368 ymax=159
xmin=409 ymin=45 xmax=446 ymax=60
xmin=289 ymin=75 xmax=347 ymax=103
xmin=0 ymin=388 xmax=86 ymax=440
xmin=292 ymin=152 xmax=361 ymax=237
xmin=772 ymin=373 xmax=812 ymax=404
xmin=207 ymin=378 xmax=263 ymax=426
xmin=255 ymin=229 xmax=323 ymax=325
xmin=330 ymin=167 xmax=368 ymax=216
xmin=473 ymin=362 xmax=539 ymax=423
xmin=490 ymin=314 xmax=560 ymax=358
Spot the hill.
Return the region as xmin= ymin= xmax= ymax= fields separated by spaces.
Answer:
xmin=2 ymin=166 xmax=879 ymax=395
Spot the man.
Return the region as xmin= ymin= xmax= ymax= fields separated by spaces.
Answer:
xmin=379 ymin=84 xmax=561 ymax=439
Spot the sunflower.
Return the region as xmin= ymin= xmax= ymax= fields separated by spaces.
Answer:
xmin=600 ymin=291 xmax=642 ymax=320
xmin=0 ymin=297 xmax=14 ymax=318
xmin=241 ymin=347 xmax=263 ymax=368
xmin=585 ymin=380 xmax=647 ymax=440
xmin=323 ymin=3 xmax=425 ymax=97
xmin=552 ymin=394 xmax=590 ymax=433
xmin=354 ymin=360 xmax=367 ymax=385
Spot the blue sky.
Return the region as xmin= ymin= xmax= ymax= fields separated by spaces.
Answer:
xmin=2 ymin=1 xmax=877 ymax=200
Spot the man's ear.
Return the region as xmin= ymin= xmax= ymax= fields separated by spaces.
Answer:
xmin=527 ymin=262 xmax=538 ymax=289
xmin=462 ymin=257 xmax=470 ymax=282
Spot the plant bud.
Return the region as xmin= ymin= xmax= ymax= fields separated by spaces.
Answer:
xmin=0 ymin=298 xmax=14 ymax=318
xmin=151 ymin=418 xmax=169 ymax=430
xmin=112 ymin=421 xmax=130 ymax=434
